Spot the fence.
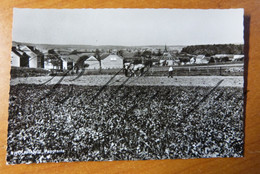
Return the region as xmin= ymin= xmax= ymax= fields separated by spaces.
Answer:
xmin=147 ymin=64 xmax=244 ymax=76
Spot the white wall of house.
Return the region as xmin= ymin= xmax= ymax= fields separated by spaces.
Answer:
xmin=85 ymin=60 xmax=100 ymax=69
xmin=84 ymin=56 xmax=100 ymax=69
xmin=62 ymin=60 xmax=68 ymax=70
xmin=232 ymin=55 xmax=244 ymax=61
xmin=44 ymin=61 xmax=54 ymax=70
xmin=29 ymin=56 xmax=38 ymax=68
xmin=101 ymin=55 xmax=123 ymax=69
xmin=194 ymin=55 xmax=209 ymax=64
xmin=195 ymin=58 xmax=209 ymax=64
xmin=11 ymin=52 xmax=20 ymax=67
xmin=166 ymin=60 xmax=174 ymax=66
xmin=159 ymin=60 xmax=165 ymax=66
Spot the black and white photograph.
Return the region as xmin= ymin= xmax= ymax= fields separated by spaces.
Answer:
xmin=7 ymin=8 xmax=245 ymax=164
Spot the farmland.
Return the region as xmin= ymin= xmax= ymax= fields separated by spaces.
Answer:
xmin=10 ymin=62 xmax=244 ymax=78
xmin=7 ymin=83 xmax=244 ymax=164
xmin=10 ymin=75 xmax=244 ymax=87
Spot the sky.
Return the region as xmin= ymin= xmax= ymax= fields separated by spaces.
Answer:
xmin=12 ymin=8 xmax=244 ymax=46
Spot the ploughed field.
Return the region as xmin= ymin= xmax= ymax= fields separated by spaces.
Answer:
xmin=7 ymin=84 xmax=244 ymax=164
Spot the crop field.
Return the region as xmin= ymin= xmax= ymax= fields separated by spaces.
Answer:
xmin=7 ymin=84 xmax=244 ymax=164
xmin=10 ymin=63 xmax=244 ymax=78
xmin=10 ymin=75 xmax=244 ymax=87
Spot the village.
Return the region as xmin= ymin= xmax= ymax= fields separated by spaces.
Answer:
xmin=10 ymin=42 xmax=244 ymax=78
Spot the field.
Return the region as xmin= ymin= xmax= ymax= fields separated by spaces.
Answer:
xmin=7 ymin=82 xmax=244 ymax=164
xmin=10 ymin=63 xmax=244 ymax=78
xmin=10 ymin=75 xmax=244 ymax=87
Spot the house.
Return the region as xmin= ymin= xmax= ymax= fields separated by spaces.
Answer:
xmin=212 ymin=54 xmax=233 ymax=62
xmin=27 ymin=46 xmax=45 ymax=68
xmin=60 ymin=52 xmax=96 ymax=70
xmin=178 ymin=53 xmax=193 ymax=65
xmin=160 ymin=53 xmax=176 ymax=66
xmin=194 ymin=55 xmax=209 ymax=64
xmin=60 ymin=55 xmax=79 ymax=70
xmin=11 ymin=47 xmax=30 ymax=67
xmin=101 ymin=54 xmax=123 ymax=69
xmin=11 ymin=48 xmax=21 ymax=67
xmin=84 ymin=56 xmax=100 ymax=70
xmin=18 ymin=45 xmax=38 ymax=68
xmin=232 ymin=55 xmax=244 ymax=62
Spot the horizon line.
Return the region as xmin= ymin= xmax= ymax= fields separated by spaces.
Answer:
xmin=12 ymin=40 xmax=244 ymax=47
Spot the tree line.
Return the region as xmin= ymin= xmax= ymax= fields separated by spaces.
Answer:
xmin=181 ymin=44 xmax=244 ymax=55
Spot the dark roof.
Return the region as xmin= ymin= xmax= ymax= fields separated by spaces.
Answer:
xmin=77 ymin=53 xmax=95 ymax=57
xmin=27 ymin=46 xmax=44 ymax=56
xmin=100 ymin=53 xmax=110 ymax=60
xmin=12 ymin=47 xmax=23 ymax=57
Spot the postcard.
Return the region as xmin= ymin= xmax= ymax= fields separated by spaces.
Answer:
xmin=7 ymin=8 xmax=245 ymax=164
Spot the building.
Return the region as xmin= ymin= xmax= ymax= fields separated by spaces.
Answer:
xmin=101 ymin=54 xmax=123 ymax=69
xmin=194 ymin=55 xmax=209 ymax=64
xmin=60 ymin=55 xmax=79 ymax=70
xmin=11 ymin=48 xmax=21 ymax=67
xmin=212 ymin=54 xmax=234 ymax=62
xmin=11 ymin=45 xmax=46 ymax=68
xmin=232 ymin=55 xmax=244 ymax=62
xmin=84 ymin=56 xmax=100 ymax=69
xmin=11 ymin=46 xmax=30 ymax=67
xmin=18 ymin=45 xmax=38 ymax=68
xmin=27 ymin=46 xmax=45 ymax=68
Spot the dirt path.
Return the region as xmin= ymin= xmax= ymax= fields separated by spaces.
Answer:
xmin=10 ymin=75 xmax=244 ymax=87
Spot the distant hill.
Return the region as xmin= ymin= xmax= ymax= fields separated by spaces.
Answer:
xmin=181 ymin=44 xmax=244 ymax=55
xmin=12 ymin=41 xmax=185 ymax=52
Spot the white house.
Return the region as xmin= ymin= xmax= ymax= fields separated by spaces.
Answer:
xmin=232 ymin=55 xmax=244 ymax=62
xmin=84 ymin=56 xmax=100 ymax=70
xmin=166 ymin=60 xmax=174 ymax=66
xmin=194 ymin=55 xmax=209 ymax=64
xmin=11 ymin=50 xmax=21 ymax=67
xmin=11 ymin=46 xmax=31 ymax=67
xmin=101 ymin=55 xmax=123 ymax=69
xmin=60 ymin=55 xmax=79 ymax=70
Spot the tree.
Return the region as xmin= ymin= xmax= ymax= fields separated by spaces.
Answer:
xmin=94 ymin=49 xmax=102 ymax=73
xmin=46 ymin=49 xmax=62 ymax=69
xmin=117 ymin=50 xmax=124 ymax=57
xmin=157 ymin=49 xmax=163 ymax=56
xmin=142 ymin=50 xmax=152 ymax=58
xmin=135 ymin=50 xmax=142 ymax=57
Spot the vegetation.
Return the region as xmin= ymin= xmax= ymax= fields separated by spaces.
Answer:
xmin=181 ymin=44 xmax=244 ymax=55
xmin=94 ymin=49 xmax=102 ymax=73
xmin=7 ymin=85 xmax=243 ymax=164
xmin=46 ymin=49 xmax=63 ymax=69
